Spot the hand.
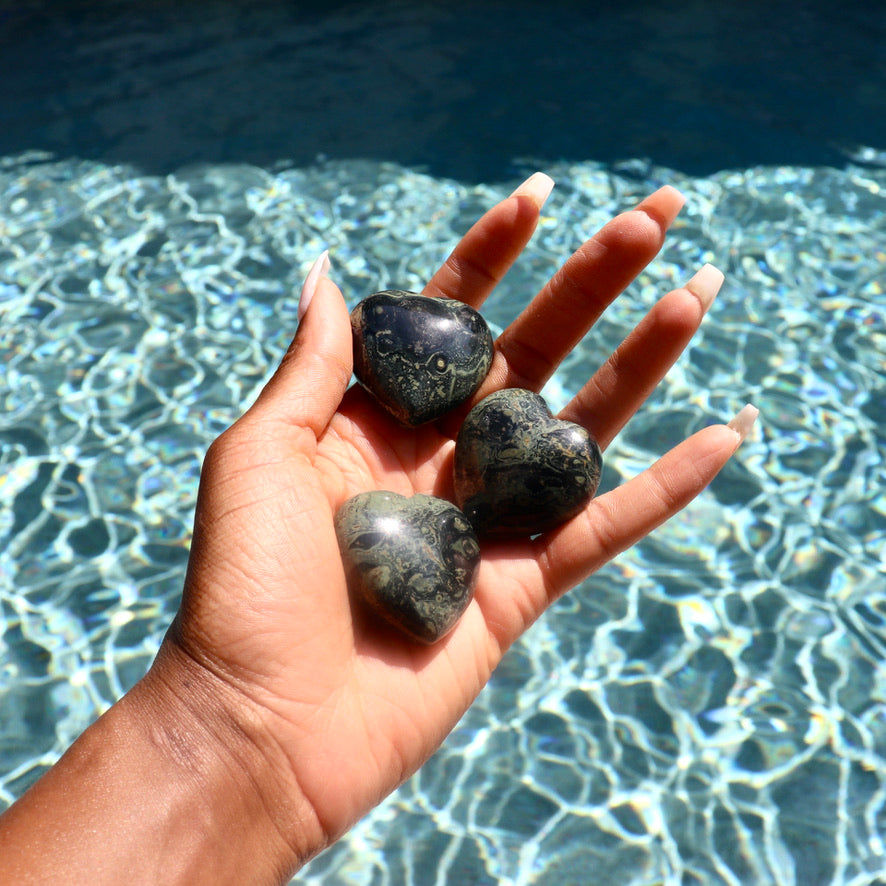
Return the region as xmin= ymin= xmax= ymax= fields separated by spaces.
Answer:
xmin=161 ymin=176 xmax=751 ymax=863
xmin=0 ymin=175 xmax=755 ymax=884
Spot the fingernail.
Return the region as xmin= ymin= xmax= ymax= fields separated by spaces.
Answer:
xmin=685 ymin=263 xmax=725 ymax=313
xmin=298 ymin=250 xmax=330 ymax=321
xmin=727 ymin=404 xmax=759 ymax=445
xmin=636 ymin=185 xmax=686 ymax=225
xmin=509 ymin=172 xmax=555 ymax=208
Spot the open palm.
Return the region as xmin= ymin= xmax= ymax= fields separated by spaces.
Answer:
xmin=157 ymin=182 xmax=745 ymax=868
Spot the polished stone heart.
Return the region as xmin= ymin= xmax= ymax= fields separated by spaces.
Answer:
xmin=453 ymin=388 xmax=602 ymax=538
xmin=334 ymin=491 xmax=481 ymax=644
xmin=350 ymin=290 xmax=494 ymax=426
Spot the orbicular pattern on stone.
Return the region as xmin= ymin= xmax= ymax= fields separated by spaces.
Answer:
xmin=350 ymin=290 xmax=493 ymax=426
xmin=454 ymin=388 xmax=602 ymax=537
xmin=335 ymin=491 xmax=481 ymax=644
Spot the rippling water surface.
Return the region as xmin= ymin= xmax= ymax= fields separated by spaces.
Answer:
xmin=1 ymin=151 xmax=885 ymax=884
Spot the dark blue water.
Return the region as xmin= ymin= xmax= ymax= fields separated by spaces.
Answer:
xmin=1 ymin=0 xmax=884 ymax=179
xmin=2 ymin=3 xmax=886 ymax=884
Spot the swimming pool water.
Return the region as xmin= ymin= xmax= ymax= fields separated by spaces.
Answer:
xmin=1 ymin=151 xmax=884 ymax=884
xmin=3 ymin=0 xmax=886 ymax=179
xmin=2 ymin=0 xmax=886 ymax=882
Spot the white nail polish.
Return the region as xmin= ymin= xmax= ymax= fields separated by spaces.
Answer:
xmin=727 ymin=403 xmax=759 ymax=444
xmin=685 ymin=263 xmax=725 ymax=313
xmin=509 ymin=172 xmax=555 ymax=208
xmin=298 ymin=251 xmax=330 ymax=321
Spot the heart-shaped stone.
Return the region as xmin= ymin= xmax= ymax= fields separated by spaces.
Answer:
xmin=334 ymin=491 xmax=481 ymax=644
xmin=350 ymin=290 xmax=494 ymax=426
xmin=453 ymin=388 xmax=602 ymax=538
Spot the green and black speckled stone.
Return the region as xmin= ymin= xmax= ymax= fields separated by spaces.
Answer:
xmin=453 ymin=388 xmax=602 ymax=538
xmin=334 ymin=491 xmax=481 ymax=644
xmin=350 ymin=290 xmax=494 ymax=426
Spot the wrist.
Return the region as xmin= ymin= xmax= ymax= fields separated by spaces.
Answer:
xmin=132 ymin=636 xmax=326 ymax=882
xmin=0 ymin=637 xmax=322 ymax=885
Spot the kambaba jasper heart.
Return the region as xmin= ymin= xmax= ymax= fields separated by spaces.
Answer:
xmin=454 ymin=388 xmax=602 ymax=537
xmin=334 ymin=491 xmax=481 ymax=644
xmin=350 ymin=290 xmax=494 ymax=426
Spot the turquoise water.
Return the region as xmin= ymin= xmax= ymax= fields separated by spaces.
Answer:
xmin=1 ymin=150 xmax=885 ymax=884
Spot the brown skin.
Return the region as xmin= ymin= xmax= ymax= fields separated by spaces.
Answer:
xmin=0 ymin=184 xmax=745 ymax=885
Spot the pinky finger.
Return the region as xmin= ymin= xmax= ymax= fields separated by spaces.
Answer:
xmin=534 ymin=407 xmax=758 ymax=607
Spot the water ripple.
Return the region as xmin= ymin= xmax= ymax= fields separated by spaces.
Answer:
xmin=1 ymin=152 xmax=885 ymax=884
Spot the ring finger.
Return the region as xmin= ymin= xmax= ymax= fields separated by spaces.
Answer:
xmin=559 ymin=264 xmax=724 ymax=450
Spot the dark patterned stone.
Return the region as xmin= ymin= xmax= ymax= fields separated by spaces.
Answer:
xmin=350 ymin=290 xmax=494 ymax=426
xmin=453 ymin=388 xmax=602 ymax=537
xmin=334 ymin=491 xmax=481 ymax=644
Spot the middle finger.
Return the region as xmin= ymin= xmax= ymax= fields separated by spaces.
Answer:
xmin=478 ymin=185 xmax=685 ymax=397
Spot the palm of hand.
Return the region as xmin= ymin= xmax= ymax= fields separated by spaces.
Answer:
xmin=165 ymin=184 xmax=739 ymax=849
xmin=179 ymin=378 xmax=506 ymax=837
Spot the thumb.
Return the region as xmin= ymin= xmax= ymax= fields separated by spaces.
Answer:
xmin=248 ymin=252 xmax=353 ymax=438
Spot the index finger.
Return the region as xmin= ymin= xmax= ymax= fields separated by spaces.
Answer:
xmin=423 ymin=172 xmax=554 ymax=307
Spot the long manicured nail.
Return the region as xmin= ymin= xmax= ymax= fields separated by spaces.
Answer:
xmin=685 ymin=263 xmax=725 ymax=313
xmin=510 ymin=172 xmax=555 ymax=208
xmin=636 ymin=185 xmax=686 ymax=225
xmin=727 ymin=404 xmax=759 ymax=445
xmin=298 ymin=250 xmax=330 ymax=321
